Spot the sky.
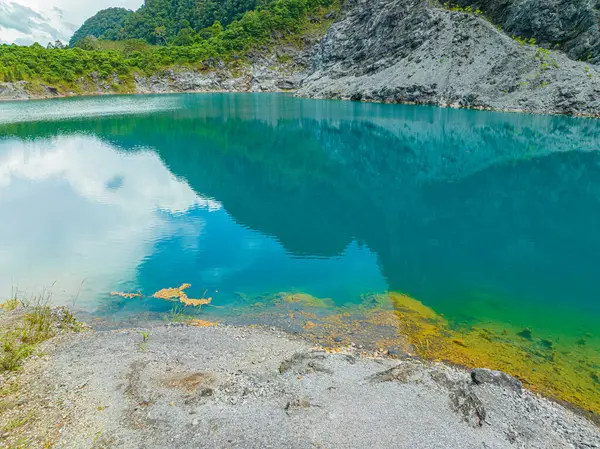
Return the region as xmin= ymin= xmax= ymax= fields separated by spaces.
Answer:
xmin=0 ymin=0 xmax=142 ymax=45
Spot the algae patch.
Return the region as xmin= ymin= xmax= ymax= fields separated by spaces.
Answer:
xmin=283 ymin=293 xmax=334 ymax=308
xmin=236 ymin=290 xmax=600 ymax=416
xmin=190 ymin=319 xmax=218 ymax=327
xmin=153 ymin=284 xmax=212 ymax=308
xmin=111 ymin=291 xmax=143 ymax=299
xmin=387 ymin=292 xmax=600 ymax=416
xmin=110 ymin=284 xmax=212 ymax=308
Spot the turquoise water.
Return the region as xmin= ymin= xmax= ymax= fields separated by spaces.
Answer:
xmin=1 ymin=93 xmax=600 ymax=338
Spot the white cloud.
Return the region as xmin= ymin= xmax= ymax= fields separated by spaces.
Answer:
xmin=0 ymin=135 xmax=221 ymax=310
xmin=0 ymin=0 xmax=142 ymax=45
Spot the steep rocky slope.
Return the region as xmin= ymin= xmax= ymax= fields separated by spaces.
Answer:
xmin=454 ymin=0 xmax=600 ymax=63
xmin=298 ymin=0 xmax=600 ymax=115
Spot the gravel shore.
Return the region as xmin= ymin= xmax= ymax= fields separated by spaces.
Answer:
xmin=1 ymin=321 xmax=598 ymax=449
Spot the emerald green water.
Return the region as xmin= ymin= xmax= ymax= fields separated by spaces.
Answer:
xmin=0 ymin=94 xmax=599 ymax=350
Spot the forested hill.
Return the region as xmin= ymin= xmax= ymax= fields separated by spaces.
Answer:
xmin=71 ymin=0 xmax=278 ymax=46
xmin=69 ymin=8 xmax=133 ymax=47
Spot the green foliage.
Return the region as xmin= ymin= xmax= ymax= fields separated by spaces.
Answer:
xmin=0 ymin=43 xmax=131 ymax=86
xmin=74 ymin=36 xmax=101 ymax=51
xmin=119 ymin=0 xmax=271 ymax=44
xmin=514 ymin=36 xmax=537 ymax=47
xmin=72 ymin=0 xmax=335 ymax=46
xmin=139 ymin=331 xmax=150 ymax=352
xmin=0 ymin=0 xmax=338 ymax=94
xmin=0 ymin=294 xmax=83 ymax=372
xmin=1 ymin=338 xmax=34 ymax=371
xmin=442 ymin=3 xmax=482 ymax=15
xmin=70 ymin=7 xmax=133 ymax=47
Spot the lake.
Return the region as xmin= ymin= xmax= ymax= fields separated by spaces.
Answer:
xmin=0 ymin=93 xmax=599 ymax=413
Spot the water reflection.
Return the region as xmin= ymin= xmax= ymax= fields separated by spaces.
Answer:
xmin=1 ymin=94 xmax=600 ymax=337
xmin=0 ymin=136 xmax=218 ymax=306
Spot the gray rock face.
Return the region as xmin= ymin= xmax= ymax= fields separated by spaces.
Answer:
xmin=454 ymin=0 xmax=600 ymax=63
xmin=0 ymin=81 xmax=30 ymax=100
xmin=133 ymin=61 xmax=307 ymax=95
xmin=133 ymin=69 xmax=249 ymax=94
xmin=298 ymin=0 xmax=600 ymax=116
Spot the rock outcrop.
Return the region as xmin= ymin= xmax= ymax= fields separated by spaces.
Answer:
xmin=298 ymin=0 xmax=600 ymax=116
xmin=133 ymin=53 xmax=308 ymax=94
xmin=0 ymin=81 xmax=33 ymax=101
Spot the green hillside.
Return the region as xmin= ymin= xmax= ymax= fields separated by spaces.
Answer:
xmin=71 ymin=0 xmax=298 ymax=47
xmin=118 ymin=0 xmax=272 ymax=45
xmin=69 ymin=7 xmax=133 ymax=47
xmin=0 ymin=0 xmax=338 ymax=93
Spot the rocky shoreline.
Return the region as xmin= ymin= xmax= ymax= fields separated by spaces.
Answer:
xmin=0 ymin=305 xmax=598 ymax=449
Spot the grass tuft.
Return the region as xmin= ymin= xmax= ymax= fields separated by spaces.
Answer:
xmin=0 ymin=292 xmax=83 ymax=372
xmin=0 ymin=297 xmax=19 ymax=311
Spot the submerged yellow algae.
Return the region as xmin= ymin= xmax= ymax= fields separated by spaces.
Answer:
xmin=153 ymin=286 xmax=187 ymax=300
xmin=161 ymin=287 xmax=598 ymax=415
xmin=386 ymin=292 xmax=600 ymax=415
xmin=180 ymin=294 xmax=212 ymax=307
xmin=152 ymin=284 xmax=212 ymax=308
xmin=189 ymin=319 xmax=218 ymax=327
xmin=244 ymin=290 xmax=599 ymax=415
xmin=283 ymin=293 xmax=334 ymax=308
xmin=303 ymin=320 xmax=317 ymax=330
xmin=110 ymin=291 xmax=143 ymax=299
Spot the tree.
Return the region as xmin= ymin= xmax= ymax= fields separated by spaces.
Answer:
xmin=154 ymin=26 xmax=169 ymax=45
xmin=74 ymin=36 xmax=100 ymax=51
xmin=69 ymin=8 xmax=133 ymax=47
xmin=172 ymin=28 xmax=198 ymax=46
xmin=211 ymin=20 xmax=224 ymax=38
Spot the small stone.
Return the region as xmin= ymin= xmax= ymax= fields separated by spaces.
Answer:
xmin=471 ymin=368 xmax=522 ymax=393
xmin=517 ymin=328 xmax=533 ymax=340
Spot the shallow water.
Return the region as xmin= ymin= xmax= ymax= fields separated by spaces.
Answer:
xmin=1 ymin=94 xmax=599 ymax=411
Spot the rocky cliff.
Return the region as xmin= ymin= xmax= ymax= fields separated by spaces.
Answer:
xmin=298 ymin=0 xmax=600 ymax=115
